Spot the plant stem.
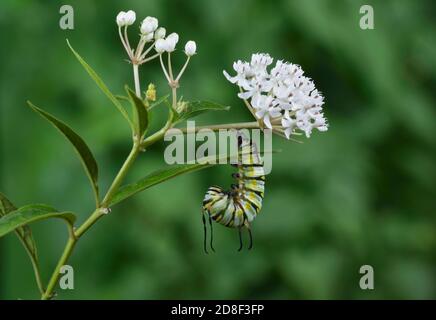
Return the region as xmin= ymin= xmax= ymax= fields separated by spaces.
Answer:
xmin=41 ymin=141 xmax=141 ymax=300
xmin=74 ymin=208 xmax=101 ymax=239
xmin=102 ymin=142 xmax=140 ymax=206
xmin=41 ymin=236 xmax=76 ymax=300
xmin=142 ymin=109 xmax=174 ymax=150
xmin=172 ymin=87 xmax=177 ymax=110
xmin=133 ymin=64 xmax=141 ymax=97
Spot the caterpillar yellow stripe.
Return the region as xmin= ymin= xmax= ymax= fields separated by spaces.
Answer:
xmin=202 ymin=133 xmax=265 ymax=252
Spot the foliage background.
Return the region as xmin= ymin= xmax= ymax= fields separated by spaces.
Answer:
xmin=1 ymin=0 xmax=435 ymax=299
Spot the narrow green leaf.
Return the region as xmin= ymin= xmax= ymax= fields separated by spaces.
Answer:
xmin=126 ymin=86 xmax=149 ymax=137
xmin=67 ymin=40 xmax=132 ymax=127
xmin=0 ymin=204 xmax=76 ymax=238
xmin=27 ymin=102 xmax=100 ymax=206
xmin=109 ymin=163 xmax=212 ymax=206
xmin=175 ymin=100 xmax=230 ymax=123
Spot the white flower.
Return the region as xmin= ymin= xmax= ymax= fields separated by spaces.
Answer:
xmin=237 ymin=77 xmax=272 ymax=100
xmin=116 ymin=11 xmax=136 ymax=27
xmin=281 ymin=111 xmax=298 ymax=139
xmin=251 ymin=94 xmax=281 ymax=129
xmin=154 ymin=27 xmax=166 ymax=40
xmin=164 ymin=33 xmax=179 ymax=52
xmin=223 ymin=61 xmax=251 ymax=86
xmin=116 ymin=11 xmax=127 ymax=27
xmin=154 ymin=35 xmax=178 ymax=53
xmin=166 ymin=33 xmax=179 ymax=46
xmin=250 ymin=53 xmax=273 ymax=77
xmin=165 ymin=39 xmax=176 ymax=52
xmin=125 ymin=11 xmax=136 ymax=25
xmin=143 ymin=32 xmax=154 ymax=42
xmin=155 ymin=38 xmax=167 ymax=53
xmin=140 ymin=16 xmax=158 ymax=34
xmin=184 ymin=41 xmax=197 ymax=56
xmin=223 ymin=53 xmax=328 ymax=139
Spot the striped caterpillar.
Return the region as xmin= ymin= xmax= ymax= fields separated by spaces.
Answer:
xmin=202 ymin=132 xmax=265 ymax=252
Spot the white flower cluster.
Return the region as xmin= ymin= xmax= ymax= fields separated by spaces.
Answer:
xmin=224 ymin=53 xmax=328 ymax=139
xmin=116 ymin=10 xmax=196 ymax=63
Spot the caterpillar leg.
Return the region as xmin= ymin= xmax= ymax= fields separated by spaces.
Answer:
xmin=248 ymin=227 xmax=253 ymax=250
xmin=202 ymin=213 xmax=208 ymax=254
xmin=208 ymin=215 xmax=215 ymax=252
xmin=238 ymin=227 xmax=243 ymax=252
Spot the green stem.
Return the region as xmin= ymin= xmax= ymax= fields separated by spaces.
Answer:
xmin=102 ymin=142 xmax=141 ymax=206
xmin=41 ymin=141 xmax=142 ymax=300
xmin=41 ymin=235 xmax=76 ymax=300
xmin=142 ymin=109 xmax=174 ymax=150
xmin=74 ymin=208 xmax=101 ymax=239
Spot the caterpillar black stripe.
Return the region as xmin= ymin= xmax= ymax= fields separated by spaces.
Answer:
xmin=202 ymin=132 xmax=265 ymax=252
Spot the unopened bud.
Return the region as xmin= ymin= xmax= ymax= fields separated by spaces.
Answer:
xmin=145 ymin=83 xmax=156 ymax=102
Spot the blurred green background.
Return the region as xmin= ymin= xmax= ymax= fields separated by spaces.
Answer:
xmin=1 ymin=0 xmax=436 ymax=299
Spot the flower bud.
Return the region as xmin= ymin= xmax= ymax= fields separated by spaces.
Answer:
xmin=165 ymin=38 xmax=177 ymax=52
xmin=166 ymin=33 xmax=179 ymax=45
xmin=184 ymin=40 xmax=197 ymax=56
xmin=154 ymin=27 xmax=166 ymax=40
xmin=116 ymin=11 xmax=127 ymax=27
xmin=140 ymin=16 xmax=158 ymax=34
xmin=117 ymin=11 xmax=136 ymax=27
xmin=145 ymin=83 xmax=157 ymax=102
xmin=155 ymin=38 xmax=166 ymax=53
xmin=124 ymin=10 xmax=136 ymax=26
xmin=143 ymin=32 xmax=154 ymax=42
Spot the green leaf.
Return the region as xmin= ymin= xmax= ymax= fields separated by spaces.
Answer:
xmin=0 ymin=192 xmax=16 ymax=217
xmin=126 ymin=86 xmax=149 ymax=137
xmin=174 ymin=100 xmax=230 ymax=123
xmin=0 ymin=204 xmax=76 ymax=238
xmin=148 ymin=94 xmax=170 ymax=110
xmin=109 ymin=163 xmax=213 ymax=206
xmin=67 ymin=40 xmax=132 ymax=127
xmin=27 ymin=102 xmax=100 ymax=206
xmin=0 ymin=192 xmax=37 ymax=254
xmin=0 ymin=194 xmax=45 ymax=294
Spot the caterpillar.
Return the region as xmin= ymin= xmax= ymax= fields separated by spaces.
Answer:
xmin=202 ymin=132 xmax=265 ymax=253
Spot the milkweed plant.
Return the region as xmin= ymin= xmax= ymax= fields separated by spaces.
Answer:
xmin=0 ymin=9 xmax=328 ymax=299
